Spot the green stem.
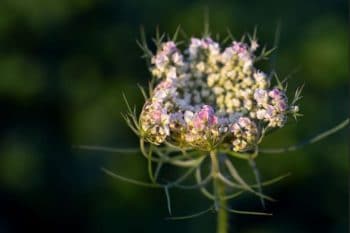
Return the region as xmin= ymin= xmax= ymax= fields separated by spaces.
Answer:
xmin=217 ymin=188 xmax=228 ymax=233
xmin=210 ymin=151 xmax=228 ymax=233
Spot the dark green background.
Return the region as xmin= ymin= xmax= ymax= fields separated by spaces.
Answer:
xmin=0 ymin=0 xmax=348 ymax=232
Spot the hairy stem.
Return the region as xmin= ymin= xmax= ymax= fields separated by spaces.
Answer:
xmin=210 ymin=151 xmax=228 ymax=233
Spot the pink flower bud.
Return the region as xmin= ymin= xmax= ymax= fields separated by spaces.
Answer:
xmin=151 ymin=110 xmax=162 ymax=123
xmin=162 ymin=41 xmax=177 ymax=54
xmin=276 ymin=100 xmax=287 ymax=112
xmin=238 ymin=117 xmax=251 ymax=128
xmin=268 ymin=88 xmax=284 ymax=100
xmin=232 ymin=42 xmax=249 ymax=55
xmin=202 ymin=37 xmax=214 ymax=48
xmin=254 ymin=89 xmax=268 ymax=105
xmin=193 ymin=105 xmax=218 ymax=130
xmin=190 ymin=38 xmax=202 ymax=46
xmin=153 ymin=53 xmax=169 ymax=68
xmin=265 ymin=105 xmax=276 ymax=119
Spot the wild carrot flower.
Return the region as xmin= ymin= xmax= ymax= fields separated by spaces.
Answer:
xmin=139 ymin=36 xmax=299 ymax=152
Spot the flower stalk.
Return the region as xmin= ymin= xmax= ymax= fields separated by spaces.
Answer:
xmin=210 ymin=150 xmax=229 ymax=233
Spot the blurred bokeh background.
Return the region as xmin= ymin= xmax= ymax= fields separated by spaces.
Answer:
xmin=0 ymin=0 xmax=348 ymax=232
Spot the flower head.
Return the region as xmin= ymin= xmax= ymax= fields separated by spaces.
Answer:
xmin=139 ymin=36 xmax=299 ymax=152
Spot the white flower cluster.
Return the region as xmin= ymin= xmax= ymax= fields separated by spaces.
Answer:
xmin=254 ymin=88 xmax=288 ymax=127
xmin=139 ymin=37 xmax=299 ymax=152
xmin=230 ymin=117 xmax=259 ymax=152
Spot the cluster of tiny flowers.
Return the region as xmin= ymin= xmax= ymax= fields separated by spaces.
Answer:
xmin=254 ymin=88 xmax=288 ymax=127
xmin=230 ymin=117 xmax=259 ymax=152
xmin=140 ymin=101 xmax=170 ymax=145
xmin=182 ymin=105 xmax=220 ymax=150
xmin=140 ymin=36 xmax=299 ymax=151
